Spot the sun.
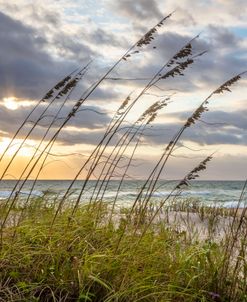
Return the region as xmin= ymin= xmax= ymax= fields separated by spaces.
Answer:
xmin=3 ymin=97 xmax=19 ymax=110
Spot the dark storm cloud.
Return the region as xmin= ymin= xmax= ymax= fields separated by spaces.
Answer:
xmin=0 ymin=11 xmax=93 ymax=100
xmin=0 ymin=8 xmax=121 ymax=136
xmin=0 ymin=2 xmax=246 ymax=151
xmin=64 ymin=105 xmax=112 ymax=129
xmin=38 ymin=106 xmax=247 ymax=147
xmin=207 ymin=25 xmax=239 ymax=49
xmin=105 ymin=0 xmax=246 ymax=94
xmin=182 ymin=126 xmax=247 ymax=146
xmin=114 ymin=27 xmax=246 ymax=95
xmin=51 ymin=33 xmax=95 ymax=62
xmin=179 ymin=109 xmax=247 ymax=145
xmin=144 ymin=108 xmax=247 ymax=146
xmin=0 ymin=102 xmax=112 ymax=140
xmin=0 ymin=97 xmax=246 ymax=148
xmin=57 ymin=129 xmax=108 ymax=146
xmin=179 ymin=110 xmax=247 ymax=131
xmin=1 ymin=4 xmax=245 ymax=102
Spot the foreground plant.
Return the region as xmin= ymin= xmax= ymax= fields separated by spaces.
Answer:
xmin=0 ymin=11 xmax=246 ymax=302
xmin=0 ymin=200 xmax=246 ymax=302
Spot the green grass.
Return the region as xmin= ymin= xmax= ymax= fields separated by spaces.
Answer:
xmin=0 ymin=13 xmax=246 ymax=302
xmin=0 ymin=199 xmax=246 ymax=301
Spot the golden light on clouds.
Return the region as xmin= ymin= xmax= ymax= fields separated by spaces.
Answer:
xmin=2 ymin=97 xmax=33 ymax=110
xmin=0 ymin=137 xmax=35 ymax=157
xmin=3 ymin=97 xmax=19 ymax=110
xmin=0 ymin=0 xmax=246 ymax=181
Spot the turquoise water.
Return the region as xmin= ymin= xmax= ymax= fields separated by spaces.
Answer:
xmin=0 ymin=180 xmax=246 ymax=208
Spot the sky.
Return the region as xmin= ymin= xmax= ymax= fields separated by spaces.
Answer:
xmin=0 ymin=0 xmax=246 ymax=180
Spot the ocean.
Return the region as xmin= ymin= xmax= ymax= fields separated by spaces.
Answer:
xmin=0 ymin=180 xmax=246 ymax=208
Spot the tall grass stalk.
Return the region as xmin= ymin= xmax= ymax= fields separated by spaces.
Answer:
xmin=91 ymin=98 xmax=169 ymax=205
xmin=0 ymin=69 xmax=81 ymax=182
xmin=133 ymin=72 xmax=246 ymax=216
xmin=61 ymin=38 xmax=201 ymax=222
xmin=0 ymin=69 xmax=77 ymax=166
xmin=0 ymin=13 xmax=246 ymax=302
xmin=1 ymin=14 xmax=174 ymax=235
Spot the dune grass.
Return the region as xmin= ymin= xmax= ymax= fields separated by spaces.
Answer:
xmin=0 ymin=198 xmax=246 ymax=302
xmin=0 ymin=13 xmax=247 ymax=302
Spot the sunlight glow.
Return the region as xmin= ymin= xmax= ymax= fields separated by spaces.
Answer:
xmin=3 ymin=97 xmax=19 ymax=110
xmin=2 ymin=97 xmax=33 ymax=110
xmin=0 ymin=137 xmax=36 ymax=157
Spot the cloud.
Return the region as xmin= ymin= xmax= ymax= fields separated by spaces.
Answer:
xmin=143 ymin=108 xmax=247 ymax=146
xmin=0 ymin=0 xmax=246 ymax=180
xmin=1 ymin=1 xmax=246 ymax=103
xmin=0 ymin=100 xmax=112 ymax=142
xmin=108 ymin=0 xmax=163 ymax=21
xmin=0 ymin=10 xmax=95 ymax=101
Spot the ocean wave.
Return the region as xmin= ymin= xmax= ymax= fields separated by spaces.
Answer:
xmin=0 ymin=190 xmax=44 ymax=199
xmin=141 ymin=190 xmax=212 ymax=197
xmin=217 ymin=201 xmax=247 ymax=208
xmin=102 ymin=190 xmax=213 ymax=199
